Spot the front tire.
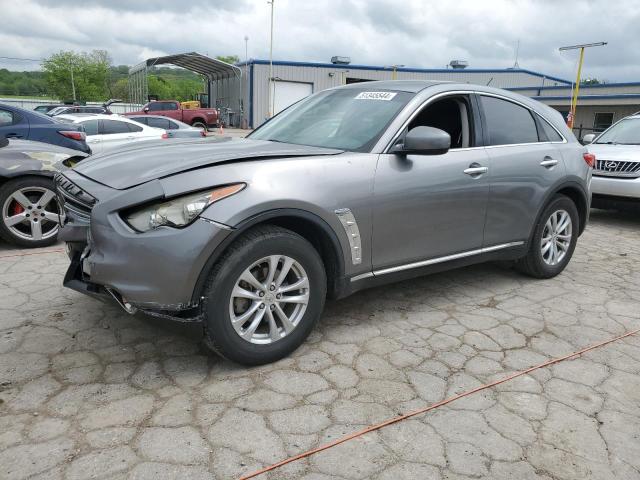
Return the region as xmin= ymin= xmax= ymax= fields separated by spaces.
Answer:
xmin=0 ymin=177 xmax=61 ymax=248
xmin=516 ymin=194 xmax=579 ymax=278
xmin=202 ymin=225 xmax=326 ymax=365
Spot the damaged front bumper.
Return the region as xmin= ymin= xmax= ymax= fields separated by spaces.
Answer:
xmin=57 ymin=173 xmax=232 ymax=322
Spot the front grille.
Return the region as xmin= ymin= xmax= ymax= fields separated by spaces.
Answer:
xmin=594 ymin=159 xmax=640 ymax=178
xmin=54 ymin=174 xmax=96 ymax=221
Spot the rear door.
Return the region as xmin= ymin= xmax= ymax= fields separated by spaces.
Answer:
xmin=80 ymin=119 xmax=102 ymax=154
xmin=478 ymin=94 xmax=567 ymax=246
xmin=0 ymin=107 xmax=29 ymax=140
xmin=98 ymin=119 xmax=136 ymax=151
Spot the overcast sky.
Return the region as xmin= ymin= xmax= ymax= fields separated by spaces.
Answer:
xmin=2 ymin=0 xmax=639 ymax=82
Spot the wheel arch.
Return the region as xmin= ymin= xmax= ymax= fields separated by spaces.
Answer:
xmin=527 ymin=180 xmax=589 ymax=244
xmin=192 ymin=208 xmax=348 ymax=305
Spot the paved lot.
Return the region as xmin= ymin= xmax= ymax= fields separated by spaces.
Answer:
xmin=0 ymin=209 xmax=639 ymax=480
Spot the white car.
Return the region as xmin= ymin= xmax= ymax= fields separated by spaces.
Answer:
xmin=584 ymin=113 xmax=640 ymax=210
xmin=55 ymin=114 xmax=167 ymax=155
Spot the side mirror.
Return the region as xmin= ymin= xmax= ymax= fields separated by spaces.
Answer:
xmin=393 ymin=126 xmax=451 ymax=155
xmin=582 ymin=133 xmax=596 ymax=144
xmin=143 ymin=107 xmax=150 ymax=113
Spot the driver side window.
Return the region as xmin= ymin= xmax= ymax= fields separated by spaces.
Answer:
xmin=407 ymin=95 xmax=474 ymax=149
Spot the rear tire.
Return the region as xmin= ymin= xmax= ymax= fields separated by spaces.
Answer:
xmin=516 ymin=194 xmax=579 ymax=279
xmin=202 ymin=225 xmax=326 ymax=365
xmin=192 ymin=121 xmax=208 ymax=132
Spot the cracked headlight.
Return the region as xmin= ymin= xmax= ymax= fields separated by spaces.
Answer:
xmin=124 ymin=183 xmax=245 ymax=232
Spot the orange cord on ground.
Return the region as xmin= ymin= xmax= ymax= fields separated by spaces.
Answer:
xmin=239 ymin=327 xmax=639 ymax=480
xmin=0 ymin=248 xmax=65 ymax=259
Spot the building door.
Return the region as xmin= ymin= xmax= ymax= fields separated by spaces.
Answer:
xmin=273 ymin=81 xmax=312 ymax=115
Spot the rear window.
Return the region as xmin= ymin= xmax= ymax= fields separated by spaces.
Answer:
xmin=127 ymin=122 xmax=143 ymax=132
xmin=101 ymin=119 xmax=131 ymax=135
xmin=80 ymin=119 xmax=99 ymax=136
xmin=130 ymin=117 xmax=148 ymax=125
xmin=148 ymin=117 xmax=171 ymax=129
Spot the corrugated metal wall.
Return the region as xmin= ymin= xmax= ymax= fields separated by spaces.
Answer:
xmin=247 ymin=62 xmax=565 ymax=127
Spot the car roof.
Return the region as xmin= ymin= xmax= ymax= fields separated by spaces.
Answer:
xmin=55 ymin=113 xmax=131 ymax=122
xmin=338 ymin=80 xmax=447 ymax=93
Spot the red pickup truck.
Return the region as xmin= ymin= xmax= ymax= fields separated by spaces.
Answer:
xmin=124 ymin=101 xmax=219 ymax=130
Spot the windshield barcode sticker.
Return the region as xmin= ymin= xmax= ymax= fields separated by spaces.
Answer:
xmin=354 ymin=91 xmax=397 ymax=101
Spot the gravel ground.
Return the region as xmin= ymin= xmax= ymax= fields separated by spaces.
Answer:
xmin=0 ymin=209 xmax=639 ymax=480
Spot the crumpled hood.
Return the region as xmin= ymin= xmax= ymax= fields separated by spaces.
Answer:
xmin=587 ymin=143 xmax=640 ymax=162
xmin=73 ymin=137 xmax=343 ymax=189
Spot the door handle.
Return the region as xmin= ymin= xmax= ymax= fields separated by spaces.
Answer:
xmin=464 ymin=165 xmax=489 ymax=176
xmin=540 ymin=157 xmax=559 ymax=167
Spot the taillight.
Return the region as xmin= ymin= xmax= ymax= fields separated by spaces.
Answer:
xmin=58 ymin=130 xmax=86 ymax=141
xmin=583 ymin=152 xmax=596 ymax=168
xmin=161 ymin=133 xmax=169 ymax=139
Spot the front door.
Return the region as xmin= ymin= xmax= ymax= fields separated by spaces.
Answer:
xmin=372 ymin=94 xmax=491 ymax=270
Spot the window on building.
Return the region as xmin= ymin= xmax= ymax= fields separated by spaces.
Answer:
xmin=593 ymin=112 xmax=614 ymax=132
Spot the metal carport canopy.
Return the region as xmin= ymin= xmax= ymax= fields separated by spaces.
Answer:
xmin=130 ymin=52 xmax=241 ymax=80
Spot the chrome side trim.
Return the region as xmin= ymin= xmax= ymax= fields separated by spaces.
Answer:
xmin=350 ymin=241 xmax=524 ymax=282
xmin=335 ymin=208 xmax=362 ymax=265
xmin=200 ymin=218 xmax=234 ymax=230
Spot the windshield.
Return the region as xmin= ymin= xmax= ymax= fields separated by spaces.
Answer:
xmin=595 ymin=117 xmax=640 ymax=145
xmin=250 ymin=88 xmax=413 ymax=151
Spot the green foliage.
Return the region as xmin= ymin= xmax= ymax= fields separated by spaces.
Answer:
xmin=42 ymin=50 xmax=111 ymax=102
xmin=0 ymin=69 xmax=48 ymax=97
xmin=215 ymin=55 xmax=240 ymax=65
xmin=0 ymin=52 xmax=238 ymax=103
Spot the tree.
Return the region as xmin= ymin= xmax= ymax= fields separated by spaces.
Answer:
xmin=216 ymin=55 xmax=240 ymax=65
xmin=42 ymin=50 xmax=111 ymax=102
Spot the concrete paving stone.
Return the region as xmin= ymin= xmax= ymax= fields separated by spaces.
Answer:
xmin=85 ymin=427 xmax=137 ymax=449
xmin=201 ymin=376 xmax=253 ymax=402
xmin=376 ymin=462 xmax=441 ymax=480
xmin=379 ymin=419 xmax=446 ymax=466
xmin=269 ymin=404 xmax=331 ymax=434
xmin=0 ymin=438 xmax=74 ymax=480
xmin=137 ymin=426 xmax=210 ymax=464
xmin=150 ymin=393 xmax=193 ymax=426
xmin=66 ymin=446 xmax=137 ymax=480
xmin=80 ymin=394 xmax=155 ymax=429
xmin=1 ymin=211 xmax=639 ymax=479
xmin=163 ymin=355 xmax=209 ymax=387
xmin=310 ymin=433 xmax=394 ymax=479
xmin=446 ymin=442 xmax=489 ymax=476
xmin=27 ymin=417 xmax=70 ymax=441
xmin=208 ymin=408 xmax=286 ymax=463
xmin=263 ymin=369 xmax=329 ymax=395
xmin=129 ymin=462 xmax=213 ymax=480
xmin=0 ymin=352 xmax=49 ymax=383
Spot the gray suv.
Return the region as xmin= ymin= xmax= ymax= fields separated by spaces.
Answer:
xmin=57 ymin=81 xmax=592 ymax=365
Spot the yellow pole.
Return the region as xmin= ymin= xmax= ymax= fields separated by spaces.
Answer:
xmin=568 ymin=47 xmax=585 ymax=129
xmin=392 ymin=66 xmax=397 ymax=80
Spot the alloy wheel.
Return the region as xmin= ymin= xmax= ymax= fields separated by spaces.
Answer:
xmin=541 ymin=209 xmax=572 ymax=266
xmin=2 ymin=186 xmax=60 ymax=242
xmin=229 ymin=255 xmax=310 ymax=344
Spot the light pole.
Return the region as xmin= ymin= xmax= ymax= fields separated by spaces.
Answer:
xmin=267 ymin=0 xmax=275 ymax=118
xmin=243 ymin=35 xmax=248 ymax=127
xmin=559 ymin=42 xmax=607 ymax=129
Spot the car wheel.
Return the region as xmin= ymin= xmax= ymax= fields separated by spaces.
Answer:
xmin=192 ymin=121 xmax=208 ymax=132
xmin=0 ymin=177 xmax=61 ymax=248
xmin=516 ymin=194 xmax=579 ymax=279
xmin=202 ymin=225 xmax=327 ymax=365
